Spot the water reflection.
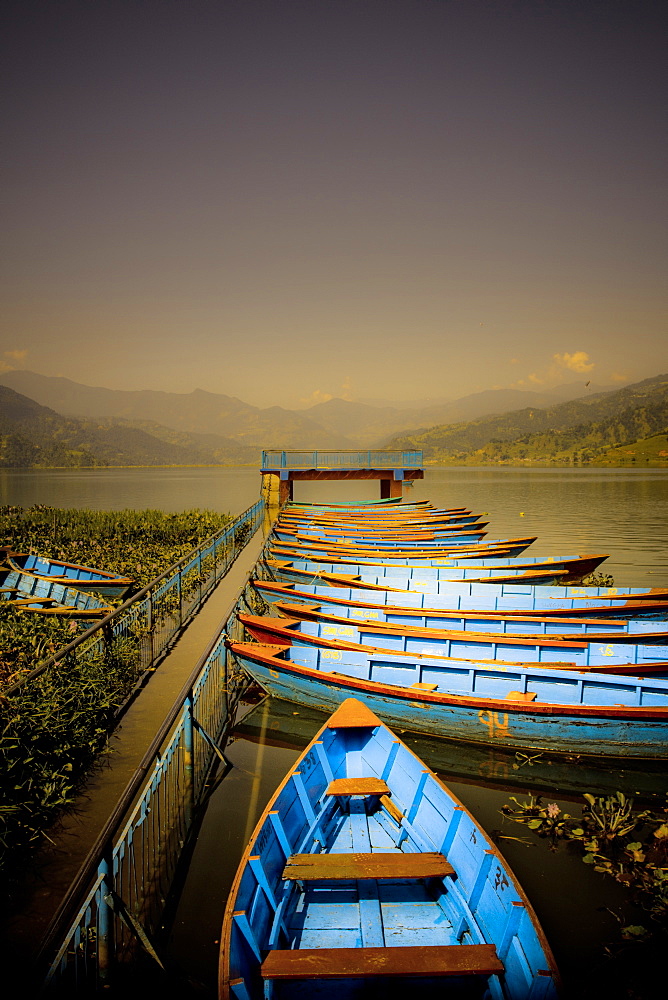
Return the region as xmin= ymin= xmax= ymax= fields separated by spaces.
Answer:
xmin=168 ymin=694 xmax=661 ymax=999
xmin=2 ymin=466 xmax=666 ymax=585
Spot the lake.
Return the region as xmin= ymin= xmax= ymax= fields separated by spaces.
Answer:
xmin=2 ymin=465 xmax=667 ymax=587
xmin=3 ymin=465 xmax=668 ymax=997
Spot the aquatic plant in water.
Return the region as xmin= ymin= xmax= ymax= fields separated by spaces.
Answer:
xmin=501 ymin=792 xmax=668 ymax=928
xmin=0 ymin=505 xmax=234 ymax=875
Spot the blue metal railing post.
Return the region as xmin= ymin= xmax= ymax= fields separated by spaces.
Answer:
xmin=97 ymin=854 xmax=114 ymax=988
xmin=178 ymin=564 xmax=183 ymax=628
xmin=148 ymin=586 xmax=155 ymax=668
xmin=183 ymin=695 xmax=195 ymax=829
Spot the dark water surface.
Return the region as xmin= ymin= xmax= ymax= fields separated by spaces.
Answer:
xmin=165 ymin=695 xmax=665 ymax=999
xmin=3 ymin=466 xmax=667 ymax=997
xmin=2 ymin=465 xmax=667 ymax=586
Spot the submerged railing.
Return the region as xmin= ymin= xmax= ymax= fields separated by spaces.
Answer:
xmin=38 ymin=580 xmax=262 ymax=992
xmin=261 ymin=450 xmax=423 ymax=470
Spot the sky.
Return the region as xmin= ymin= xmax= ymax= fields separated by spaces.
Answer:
xmin=1 ymin=0 xmax=666 ymax=410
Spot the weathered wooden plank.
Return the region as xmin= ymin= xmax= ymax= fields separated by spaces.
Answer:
xmin=326 ymin=698 xmax=384 ymax=728
xmin=261 ymin=943 xmax=503 ymax=979
xmin=327 ymin=777 xmax=390 ymax=797
xmin=282 ymin=851 xmax=454 ymax=881
xmin=380 ymin=793 xmax=404 ymax=824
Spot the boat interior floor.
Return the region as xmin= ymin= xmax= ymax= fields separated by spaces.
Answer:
xmin=268 ymin=795 xmax=496 ymax=999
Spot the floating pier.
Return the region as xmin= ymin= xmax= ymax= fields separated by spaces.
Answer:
xmin=260 ymin=450 xmax=425 ymax=504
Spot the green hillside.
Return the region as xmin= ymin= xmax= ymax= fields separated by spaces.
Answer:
xmin=388 ymin=375 xmax=668 ymax=465
xmin=0 ymin=386 xmax=258 ymax=467
xmin=595 ymin=433 xmax=668 ymax=466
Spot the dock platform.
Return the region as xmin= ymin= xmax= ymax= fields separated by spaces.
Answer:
xmin=261 ymin=450 xmax=424 ymax=503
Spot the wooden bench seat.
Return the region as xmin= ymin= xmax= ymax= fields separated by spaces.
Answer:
xmin=504 ymin=690 xmax=537 ymax=702
xmin=326 ymin=777 xmax=390 ymax=797
xmin=10 ymin=597 xmax=58 ymax=605
xmin=282 ymin=851 xmax=454 ymax=881
xmin=261 ymin=943 xmax=503 ymax=979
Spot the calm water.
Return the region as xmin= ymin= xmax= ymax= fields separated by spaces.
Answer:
xmin=2 ymin=465 xmax=667 ymax=587
xmin=3 ymin=465 xmax=668 ymax=997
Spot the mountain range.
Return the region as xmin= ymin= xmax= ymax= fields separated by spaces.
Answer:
xmin=0 ymin=369 xmax=666 ymax=467
xmin=387 ymin=374 xmax=668 ymax=464
xmin=0 ymin=369 xmax=613 ymax=449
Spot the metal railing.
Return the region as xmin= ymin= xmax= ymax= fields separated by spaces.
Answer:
xmin=39 ymin=580 xmax=262 ymax=992
xmin=261 ymin=450 xmax=423 ymax=470
xmin=1 ymin=499 xmax=264 ymax=992
xmin=5 ymin=499 xmax=264 ymax=701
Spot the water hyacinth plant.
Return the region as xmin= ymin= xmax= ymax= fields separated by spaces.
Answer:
xmin=501 ymin=792 xmax=668 ymax=927
xmin=1 ymin=505 xmax=232 ymax=591
xmin=0 ymin=505 xmax=234 ymax=875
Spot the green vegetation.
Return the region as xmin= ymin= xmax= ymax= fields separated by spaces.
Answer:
xmin=0 ymin=506 xmax=233 ymax=873
xmin=388 ymin=375 xmax=668 ymax=465
xmin=1 ymin=505 xmax=232 ymax=687
xmin=0 ymin=385 xmax=258 ymax=467
xmin=501 ymin=791 xmax=668 ymax=996
xmin=595 ymin=433 xmax=668 ymax=467
xmin=1 ymin=636 xmax=141 ymax=870
xmin=1 ymin=505 xmax=232 ymax=588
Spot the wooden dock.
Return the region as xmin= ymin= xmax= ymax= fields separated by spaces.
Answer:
xmin=260 ymin=450 xmax=424 ymax=504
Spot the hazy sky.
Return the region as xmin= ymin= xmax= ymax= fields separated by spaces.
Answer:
xmin=2 ymin=0 xmax=666 ymax=409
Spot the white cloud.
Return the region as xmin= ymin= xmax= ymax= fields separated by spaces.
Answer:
xmin=552 ymin=351 xmax=595 ymax=374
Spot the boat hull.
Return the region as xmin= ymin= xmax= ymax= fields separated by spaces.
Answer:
xmin=253 ymin=579 xmax=668 ymax=619
xmin=228 ymin=643 xmax=668 ymax=759
xmin=235 ymin=696 xmax=668 ymax=804
xmin=0 ymin=566 xmax=113 ymax=617
xmin=272 ymin=598 xmax=668 ymax=644
xmin=237 ymin=612 xmax=668 ymax=673
xmin=219 ymin=698 xmax=559 ymax=999
xmin=2 ymin=548 xmax=135 ymax=597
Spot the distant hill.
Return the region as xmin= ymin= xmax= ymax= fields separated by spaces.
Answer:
xmin=0 ymin=369 xmax=615 ymax=449
xmin=0 ymin=386 xmax=259 ymax=467
xmin=1 ymin=369 xmax=665 ymax=467
xmin=0 ymin=372 xmax=348 ymax=449
xmin=386 ymin=374 xmax=668 ymax=464
xmin=303 ymin=384 xmax=611 ymax=445
xmin=595 ymin=433 xmax=668 ymax=466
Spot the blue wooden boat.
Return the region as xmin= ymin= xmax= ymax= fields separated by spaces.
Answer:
xmin=235 ymin=695 xmax=668 ymax=805
xmin=271 ymin=598 xmax=668 ymax=645
xmin=267 ymin=546 xmax=607 ymax=574
xmin=218 ymin=698 xmax=560 ymax=999
xmin=262 ymin=559 xmax=668 ymax=604
xmin=270 ymin=538 xmax=538 ymax=560
xmin=1 ymin=546 xmax=136 ymax=598
xmin=252 ymin=579 xmax=668 ymax=620
xmin=226 ymin=641 xmax=668 ymax=758
xmin=279 ymin=511 xmax=485 ymax=527
xmin=276 ymin=534 xmax=546 ymax=554
xmin=284 ymin=499 xmax=437 ymax=511
xmin=0 ymin=564 xmax=113 ymax=617
xmin=264 ymin=558 xmax=574 ymax=588
xmin=265 ymin=553 xmax=609 ymax=585
xmin=274 ymin=525 xmax=491 ymax=546
xmin=238 ymin=613 xmax=668 ymax=674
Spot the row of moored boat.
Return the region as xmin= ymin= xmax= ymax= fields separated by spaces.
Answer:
xmin=219 ymin=495 xmax=668 ymax=999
